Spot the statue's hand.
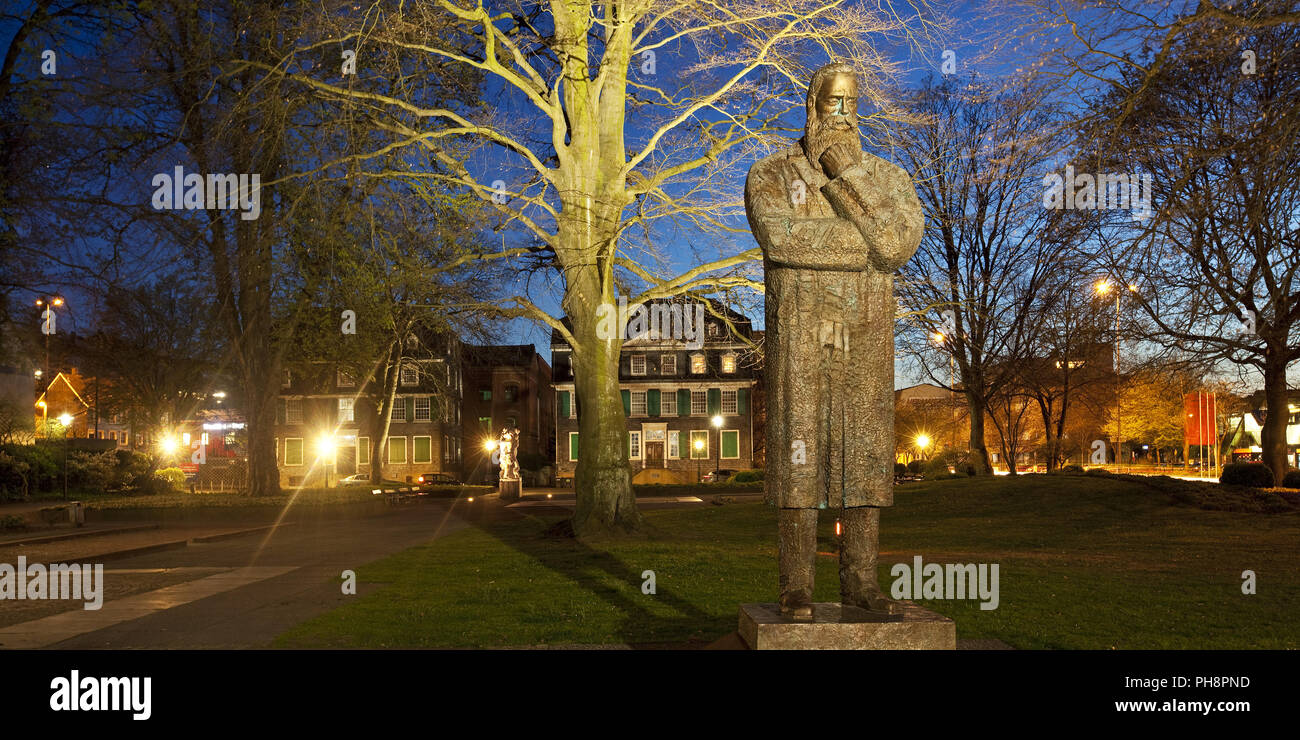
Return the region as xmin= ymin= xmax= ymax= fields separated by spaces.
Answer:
xmin=819 ymin=141 xmax=862 ymax=180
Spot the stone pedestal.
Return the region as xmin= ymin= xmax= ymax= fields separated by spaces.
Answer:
xmin=738 ymin=601 xmax=954 ymax=650
xmin=498 ymin=478 xmax=522 ymax=501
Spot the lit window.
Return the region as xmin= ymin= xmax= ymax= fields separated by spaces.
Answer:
xmin=400 ymin=364 xmax=418 ymax=386
xmin=630 ymin=391 xmax=647 ymax=416
xmin=481 ymin=390 xmax=491 ymax=401
xmin=722 ymin=389 xmax=737 ymax=415
xmin=284 ymin=438 xmax=304 ymax=466
xmin=630 ymin=355 xmax=646 ymax=375
xmin=668 ymin=430 xmax=680 ymax=459
xmin=661 ymin=390 xmax=677 ymax=416
xmin=691 ymin=390 xmax=707 ymax=415
xmin=413 ymin=436 xmax=432 ymax=464
xmin=358 ymin=437 xmax=370 ymax=465
xmin=415 ymin=397 xmax=431 ymax=421
xmin=391 ymin=399 xmax=406 ymax=422
xmin=629 ymin=431 xmax=642 ymax=459
xmin=661 ymin=355 xmax=676 ymax=375
xmin=721 ymin=354 xmax=736 ymax=373
xmin=286 ymin=400 xmax=303 ymax=425
xmin=690 ymin=430 xmax=709 ymax=459
xmin=339 ymin=398 xmax=355 ymax=423
xmin=388 ymin=437 xmax=407 ymax=464
xmin=690 ymin=354 xmax=706 ymax=374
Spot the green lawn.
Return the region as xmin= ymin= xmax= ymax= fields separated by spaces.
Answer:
xmin=51 ymin=484 xmax=492 ymax=510
xmin=274 ymin=474 xmax=1300 ymax=649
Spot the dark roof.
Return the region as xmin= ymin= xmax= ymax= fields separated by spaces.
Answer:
xmin=464 ymin=344 xmax=544 ymax=368
xmin=549 ymin=297 xmax=754 ymax=345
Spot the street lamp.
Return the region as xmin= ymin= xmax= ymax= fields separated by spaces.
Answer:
xmin=916 ymin=433 xmax=932 ymax=461
xmin=35 ymin=296 xmax=65 ymax=380
xmin=694 ymin=438 xmax=705 ymax=482
xmin=57 ymin=412 xmax=73 ymax=500
xmin=1094 ymin=279 xmax=1138 ymax=467
xmin=315 ymin=433 xmax=336 ymax=487
xmin=931 ymin=330 xmax=958 ymax=449
xmin=711 ymin=415 xmax=724 ymax=480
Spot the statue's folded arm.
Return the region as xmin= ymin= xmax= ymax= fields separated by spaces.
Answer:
xmin=820 ymin=162 xmax=925 ymax=273
xmin=745 ymin=165 xmax=873 ymax=271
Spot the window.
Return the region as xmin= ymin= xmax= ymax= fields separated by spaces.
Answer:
xmin=690 ymin=354 xmax=706 ymax=374
xmin=629 ymin=431 xmax=642 ymax=459
xmin=480 ymin=390 xmax=492 ymax=401
xmin=691 ymin=390 xmax=707 ymax=415
xmin=388 ymin=437 xmax=407 ymax=464
xmin=479 ymin=416 xmax=492 ymax=434
xmin=390 ymin=399 xmax=406 ymax=422
xmin=201 ymin=432 xmax=209 ymax=446
xmin=630 ymin=390 xmax=647 ymax=416
xmin=109 ymin=431 xmax=117 ymax=441
xmin=443 ymin=435 xmax=450 ymax=464
xmin=400 ymin=363 xmax=418 ymax=386
xmin=415 ymin=396 xmax=431 ymax=421
xmin=286 ymin=399 xmax=303 ymax=425
xmin=282 ymin=369 xmax=291 ymax=389
xmin=707 ymin=322 xmax=721 ymax=338
xmin=661 ymin=355 xmax=676 ymax=375
xmin=337 ymin=370 xmax=355 ymax=387
xmin=689 ymin=430 xmax=709 ymax=459
xmin=668 ymin=430 xmax=680 ymax=459
xmin=661 ymin=390 xmax=677 ymax=416
xmin=413 ymin=436 xmax=432 ymax=464
xmin=122 ymin=431 xmax=128 ymax=446
xmin=630 ymin=355 xmax=646 ymax=375
xmin=358 ymin=437 xmax=370 ymax=465
xmin=284 ymin=438 xmax=304 ymax=466
xmin=721 ymin=429 xmax=740 ymax=459
xmin=339 ymin=398 xmax=355 ymax=423
xmin=722 ymin=389 xmax=738 ymax=415
xmin=721 ymin=354 xmax=736 ymax=373
xmin=568 ymin=432 xmax=580 ymax=462
xmin=504 ymin=384 xmax=519 ymax=402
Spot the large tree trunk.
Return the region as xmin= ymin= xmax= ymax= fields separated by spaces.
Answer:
xmin=1261 ymin=348 xmax=1289 ymax=483
xmin=565 ymin=267 xmax=641 ymax=536
xmin=965 ymin=390 xmax=994 ymax=475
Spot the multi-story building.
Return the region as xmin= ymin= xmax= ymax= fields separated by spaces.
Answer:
xmin=273 ymin=332 xmax=464 ymax=486
xmin=461 ymin=344 xmax=554 ymax=485
xmin=551 ymin=298 xmax=759 ymax=484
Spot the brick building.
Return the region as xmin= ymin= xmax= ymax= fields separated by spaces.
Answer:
xmin=461 ymin=344 xmax=554 ymax=485
xmin=551 ymin=298 xmax=759 ymax=484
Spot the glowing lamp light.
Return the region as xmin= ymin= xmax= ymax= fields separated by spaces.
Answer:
xmin=160 ymin=436 xmax=179 ymax=455
xmin=1094 ymin=279 xmax=1112 ymax=295
xmin=711 ymin=415 xmax=724 ymax=428
xmin=835 ymin=519 xmax=843 ymax=537
xmin=485 ymin=440 xmax=497 ymax=452
xmin=57 ymin=413 xmax=74 ymax=427
xmin=693 ymin=439 xmax=705 ymax=451
xmin=315 ymin=434 xmax=336 ymax=458
xmin=916 ymin=434 xmax=932 ymax=450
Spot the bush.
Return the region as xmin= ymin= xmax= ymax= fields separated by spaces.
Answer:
xmin=894 ymin=463 xmax=907 ymax=477
xmin=731 ymin=470 xmax=764 ymax=483
xmin=0 ymin=450 xmax=32 ymax=500
xmin=1085 ymin=467 xmax=1113 ymax=477
xmin=906 ymin=459 xmax=926 ymax=475
xmin=155 ymin=467 xmax=187 ymax=490
xmin=1281 ymin=470 xmax=1300 ymax=489
xmin=1049 ymin=464 xmax=1086 ymax=475
xmin=114 ymin=449 xmax=156 ymax=491
xmin=0 ymin=444 xmax=60 ymax=492
xmin=0 ymin=514 xmax=26 ymax=531
xmin=924 ymin=457 xmax=961 ymax=479
xmin=1220 ymin=462 xmax=1275 ymax=489
xmin=67 ymin=450 xmax=118 ymax=493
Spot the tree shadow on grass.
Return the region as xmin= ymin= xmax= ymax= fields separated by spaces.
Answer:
xmin=456 ymin=499 xmax=726 ymax=648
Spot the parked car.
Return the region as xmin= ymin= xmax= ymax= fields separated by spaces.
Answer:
xmin=702 ymin=469 xmax=737 ymax=483
xmin=418 ymin=472 xmax=463 ymax=487
xmin=338 ymin=474 xmax=372 ymax=486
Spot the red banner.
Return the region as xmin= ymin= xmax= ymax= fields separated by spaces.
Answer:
xmin=1184 ymin=392 xmax=1217 ymax=446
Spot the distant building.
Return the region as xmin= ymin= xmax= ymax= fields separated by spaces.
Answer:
xmin=273 ymin=332 xmax=464 ymax=487
xmin=461 ymin=344 xmax=554 ymax=485
xmin=551 ymin=298 xmax=759 ymax=484
xmin=34 ymin=370 xmax=132 ymax=445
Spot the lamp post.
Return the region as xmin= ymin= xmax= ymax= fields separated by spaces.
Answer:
xmin=35 ymin=296 xmax=64 ymax=380
xmin=693 ymin=438 xmax=705 ymax=482
xmin=932 ymin=330 xmax=957 ymax=450
xmin=916 ymin=433 xmax=932 ymax=462
xmin=58 ymin=413 xmax=73 ymax=500
xmin=316 ymin=434 xmax=336 ymax=488
xmin=1094 ymin=280 xmax=1137 ymax=467
xmin=711 ymin=414 xmax=724 ymax=481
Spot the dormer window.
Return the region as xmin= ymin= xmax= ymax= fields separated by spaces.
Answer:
xmin=400 ymin=363 xmax=418 ymax=386
xmin=630 ymin=355 xmax=646 ymax=375
xmin=337 ymin=370 xmax=355 ymax=387
xmin=721 ymin=353 xmax=736 ymax=373
xmin=661 ymin=355 xmax=676 ymax=375
xmin=690 ymin=354 xmax=706 ymax=374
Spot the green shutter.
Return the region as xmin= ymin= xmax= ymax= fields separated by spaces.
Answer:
xmin=276 ymin=398 xmax=286 ymax=425
xmin=558 ymin=390 xmax=570 ymax=418
xmin=737 ymin=388 xmax=749 ymax=414
xmin=707 ymin=388 xmax=721 ymax=416
xmin=621 ymin=389 xmax=631 ymax=416
xmin=678 ymin=389 xmax=690 ymax=417
xmin=722 ymin=430 xmax=739 ymax=459
xmin=406 ymin=396 xmax=415 ymax=421
xmin=647 ymin=389 xmax=660 ymax=416
xmin=569 ymin=432 xmax=580 ymax=461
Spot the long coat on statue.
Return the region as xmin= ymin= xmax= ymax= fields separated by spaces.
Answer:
xmin=745 ymin=142 xmax=924 ymax=509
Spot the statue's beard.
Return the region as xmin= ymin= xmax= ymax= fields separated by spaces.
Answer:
xmin=804 ymin=116 xmax=859 ymax=173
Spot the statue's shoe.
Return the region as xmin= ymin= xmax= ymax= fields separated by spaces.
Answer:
xmin=779 ymin=592 xmax=814 ymax=622
xmin=843 ymin=589 xmax=905 ymax=616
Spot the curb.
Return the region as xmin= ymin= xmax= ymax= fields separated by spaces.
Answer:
xmin=0 ymin=524 xmax=161 ymax=548
xmin=48 ymin=523 xmax=296 ymax=564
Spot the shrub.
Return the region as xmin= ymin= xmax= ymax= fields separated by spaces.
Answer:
xmin=924 ymin=457 xmax=958 ymax=478
xmin=0 ymin=450 xmax=32 ymax=500
xmin=1220 ymin=462 xmax=1275 ymax=489
xmin=0 ymin=514 xmax=26 ymax=531
xmin=1049 ymin=464 xmax=1086 ymax=475
xmin=67 ymin=450 xmax=118 ymax=493
xmin=1085 ymin=467 xmax=1113 ymax=477
xmin=113 ymin=449 xmax=156 ymax=491
xmin=894 ymin=463 xmax=907 ymax=477
xmin=1281 ymin=470 xmax=1300 ymax=489
xmin=906 ymin=459 xmax=926 ymax=475
xmin=732 ymin=470 xmax=764 ymax=483
xmin=155 ymin=467 xmax=187 ymax=490
xmin=0 ymin=444 xmax=60 ymax=492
